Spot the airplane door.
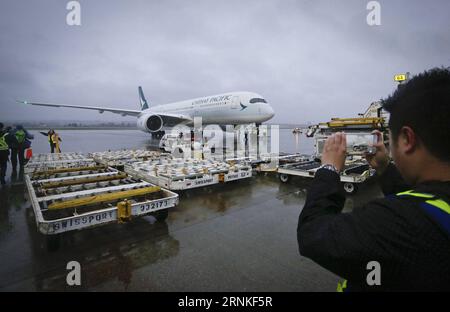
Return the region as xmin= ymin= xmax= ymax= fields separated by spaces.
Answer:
xmin=231 ymin=96 xmax=239 ymax=109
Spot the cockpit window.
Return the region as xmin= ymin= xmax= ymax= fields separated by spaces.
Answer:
xmin=249 ymin=98 xmax=267 ymax=104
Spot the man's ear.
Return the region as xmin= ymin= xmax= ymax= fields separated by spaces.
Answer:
xmin=398 ymin=126 xmax=417 ymax=154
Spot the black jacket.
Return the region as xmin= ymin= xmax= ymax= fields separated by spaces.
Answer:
xmin=297 ymin=163 xmax=450 ymax=291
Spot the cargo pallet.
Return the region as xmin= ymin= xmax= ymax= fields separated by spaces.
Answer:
xmin=26 ymin=165 xmax=179 ymax=236
xmin=89 ymin=149 xmax=170 ymax=168
xmin=124 ymin=158 xmax=253 ymax=190
xmin=25 ymin=152 xmax=95 ymax=174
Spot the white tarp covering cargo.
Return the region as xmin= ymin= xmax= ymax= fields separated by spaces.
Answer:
xmin=25 ymin=152 xmax=95 ymax=174
xmin=89 ymin=149 xmax=170 ymax=167
xmin=125 ymin=158 xmax=253 ymax=190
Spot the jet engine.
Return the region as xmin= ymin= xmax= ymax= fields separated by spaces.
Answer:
xmin=137 ymin=114 xmax=164 ymax=132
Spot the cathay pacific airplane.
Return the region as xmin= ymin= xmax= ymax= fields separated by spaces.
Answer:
xmin=19 ymin=87 xmax=275 ymax=135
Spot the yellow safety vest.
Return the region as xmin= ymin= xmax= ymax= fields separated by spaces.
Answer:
xmin=51 ymin=134 xmax=61 ymax=153
xmin=0 ymin=133 xmax=8 ymax=151
xmin=337 ymin=189 xmax=450 ymax=292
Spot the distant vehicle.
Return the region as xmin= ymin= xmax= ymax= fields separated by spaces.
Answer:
xmin=19 ymin=87 xmax=275 ymax=137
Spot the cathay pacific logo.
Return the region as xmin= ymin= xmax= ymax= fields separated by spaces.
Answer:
xmin=240 ymin=102 xmax=247 ymax=111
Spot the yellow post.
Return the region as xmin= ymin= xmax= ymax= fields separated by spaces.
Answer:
xmin=40 ymin=172 xmax=128 ymax=189
xmin=48 ymin=186 xmax=161 ymax=210
xmin=32 ymin=165 xmax=107 ymax=177
xmin=117 ymin=200 xmax=132 ymax=223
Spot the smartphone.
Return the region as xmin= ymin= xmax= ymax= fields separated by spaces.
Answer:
xmin=345 ymin=133 xmax=377 ymax=155
xmin=316 ymin=133 xmax=377 ymax=156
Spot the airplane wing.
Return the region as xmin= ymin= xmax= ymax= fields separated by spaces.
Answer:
xmin=17 ymin=100 xmax=142 ymax=117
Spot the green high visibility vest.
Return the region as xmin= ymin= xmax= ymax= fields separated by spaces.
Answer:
xmin=0 ymin=133 xmax=8 ymax=151
xmin=15 ymin=129 xmax=26 ymax=144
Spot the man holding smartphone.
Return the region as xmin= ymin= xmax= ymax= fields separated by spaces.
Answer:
xmin=297 ymin=68 xmax=450 ymax=291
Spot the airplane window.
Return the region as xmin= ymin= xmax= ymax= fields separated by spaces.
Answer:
xmin=249 ymin=98 xmax=267 ymax=103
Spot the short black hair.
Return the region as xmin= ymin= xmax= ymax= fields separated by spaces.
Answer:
xmin=382 ymin=67 xmax=450 ymax=162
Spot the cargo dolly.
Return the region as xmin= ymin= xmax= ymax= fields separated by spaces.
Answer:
xmin=277 ymin=159 xmax=375 ymax=194
xmin=255 ymin=153 xmax=312 ymax=172
xmin=25 ymin=165 xmax=179 ymax=236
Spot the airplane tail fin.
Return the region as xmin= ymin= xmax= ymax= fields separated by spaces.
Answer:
xmin=138 ymin=86 xmax=149 ymax=110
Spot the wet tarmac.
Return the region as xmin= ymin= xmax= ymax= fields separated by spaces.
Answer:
xmin=0 ymin=130 xmax=383 ymax=291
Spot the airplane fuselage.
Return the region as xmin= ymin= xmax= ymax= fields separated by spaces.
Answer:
xmin=139 ymin=91 xmax=274 ymax=127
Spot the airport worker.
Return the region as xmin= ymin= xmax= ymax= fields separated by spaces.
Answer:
xmin=40 ymin=129 xmax=62 ymax=153
xmin=40 ymin=129 xmax=57 ymax=153
xmin=297 ymin=68 xmax=450 ymax=291
xmin=6 ymin=125 xmax=34 ymax=172
xmin=0 ymin=123 xmax=10 ymax=185
xmin=51 ymin=131 xmax=62 ymax=153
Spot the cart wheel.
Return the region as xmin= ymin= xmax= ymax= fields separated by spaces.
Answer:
xmin=153 ymin=209 xmax=169 ymax=222
xmin=343 ymin=182 xmax=358 ymax=194
xmin=279 ymin=174 xmax=290 ymax=183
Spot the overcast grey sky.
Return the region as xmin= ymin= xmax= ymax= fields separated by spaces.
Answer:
xmin=1 ymin=0 xmax=449 ymax=124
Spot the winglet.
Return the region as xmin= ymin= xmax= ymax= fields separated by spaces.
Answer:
xmin=17 ymin=100 xmax=28 ymax=105
xmin=138 ymin=86 xmax=149 ymax=110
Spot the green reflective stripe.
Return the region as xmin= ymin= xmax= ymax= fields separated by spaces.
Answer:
xmin=0 ymin=134 xmax=8 ymax=150
xmin=396 ymin=190 xmax=434 ymax=198
xmin=397 ymin=190 xmax=450 ymax=214
xmin=426 ymin=199 xmax=450 ymax=214
xmin=337 ymin=279 xmax=347 ymax=292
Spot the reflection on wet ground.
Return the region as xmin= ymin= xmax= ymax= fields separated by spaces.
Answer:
xmin=0 ymin=130 xmax=383 ymax=291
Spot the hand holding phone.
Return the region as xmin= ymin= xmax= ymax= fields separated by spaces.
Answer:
xmin=365 ymin=130 xmax=390 ymax=173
